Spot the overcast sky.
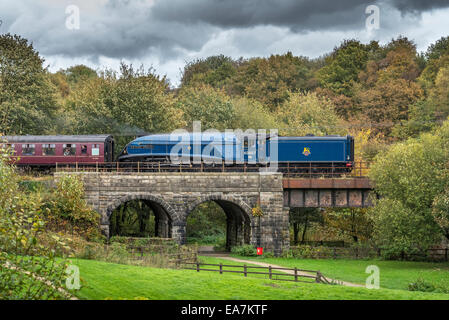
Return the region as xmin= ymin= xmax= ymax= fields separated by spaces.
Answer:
xmin=1 ymin=0 xmax=449 ymax=86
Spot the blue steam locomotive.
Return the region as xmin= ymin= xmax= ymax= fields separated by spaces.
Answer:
xmin=118 ymin=133 xmax=354 ymax=173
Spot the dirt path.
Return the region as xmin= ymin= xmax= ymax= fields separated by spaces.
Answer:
xmin=208 ymin=255 xmax=364 ymax=288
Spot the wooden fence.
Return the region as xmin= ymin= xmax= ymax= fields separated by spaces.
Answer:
xmin=182 ymin=262 xmax=332 ymax=284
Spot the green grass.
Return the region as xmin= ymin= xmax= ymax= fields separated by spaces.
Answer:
xmin=230 ymin=256 xmax=449 ymax=291
xmin=71 ymin=258 xmax=449 ymax=300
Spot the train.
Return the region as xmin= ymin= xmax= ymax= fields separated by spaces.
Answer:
xmin=118 ymin=132 xmax=354 ymax=173
xmin=1 ymin=135 xmax=115 ymax=166
xmin=1 ymin=133 xmax=354 ymax=173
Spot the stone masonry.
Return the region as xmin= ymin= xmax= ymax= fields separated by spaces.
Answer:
xmin=54 ymin=172 xmax=290 ymax=255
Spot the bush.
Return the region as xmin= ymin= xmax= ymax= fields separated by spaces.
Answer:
xmin=231 ymin=245 xmax=257 ymax=256
xmin=0 ymin=148 xmax=69 ymax=300
xmin=408 ymin=276 xmax=449 ymax=293
xmin=44 ymin=175 xmax=102 ymax=241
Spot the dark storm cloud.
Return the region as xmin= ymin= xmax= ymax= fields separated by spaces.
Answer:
xmin=151 ymin=0 xmax=369 ymax=31
xmin=1 ymin=0 xmax=448 ymax=66
xmin=391 ymin=0 xmax=449 ymax=14
xmin=151 ymin=0 xmax=449 ymax=31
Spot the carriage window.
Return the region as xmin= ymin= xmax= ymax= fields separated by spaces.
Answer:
xmin=92 ymin=144 xmax=100 ymax=156
xmin=22 ymin=144 xmax=35 ymax=155
xmin=63 ymin=144 xmax=76 ymax=156
xmin=0 ymin=144 xmax=15 ymax=154
xmin=81 ymin=145 xmax=88 ymax=155
xmin=42 ymin=144 xmax=56 ymax=156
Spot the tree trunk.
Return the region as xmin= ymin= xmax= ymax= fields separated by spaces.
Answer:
xmin=301 ymin=215 xmax=309 ymax=244
xmin=293 ymin=223 xmax=299 ymax=245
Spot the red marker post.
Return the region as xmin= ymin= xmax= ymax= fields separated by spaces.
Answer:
xmin=257 ymin=247 xmax=263 ymax=255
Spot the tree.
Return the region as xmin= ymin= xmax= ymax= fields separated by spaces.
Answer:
xmin=0 ymin=145 xmax=68 ymax=299
xmin=323 ymin=208 xmax=372 ymax=243
xmin=181 ymin=55 xmax=237 ymax=88
xmin=230 ymin=97 xmax=279 ymax=130
xmin=276 ymin=92 xmax=344 ymax=136
xmin=65 ymin=63 xmax=185 ymax=153
xmin=62 ymin=65 xmax=98 ymax=84
xmin=432 ymin=190 xmax=449 ymax=240
xmin=289 ymin=208 xmax=323 ymax=245
xmin=369 ymin=121 xmax=449 ymax=256
xmin=0 ymin=33 xmax=57 ymax=134
xmin=317 ymin=40 xmax=376 ymax=96
xmin=231 ymin=52 xmax=314 ymax=109
xmin=176 ymin=84 xmax=235 ymax=130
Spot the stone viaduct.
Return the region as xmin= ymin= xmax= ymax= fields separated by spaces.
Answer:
xmin=54 ymin=172 xmax=373 ymax=255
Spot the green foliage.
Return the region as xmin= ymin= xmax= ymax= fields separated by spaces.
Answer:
xmin=289 ymin=208 xmax=323 ymax=245
xmin=176 ymin=85 xmax=235 ymax=130
xmin=0 ymin=147 xmax=69 ymax=299
xmin=181 ymin=55 xmax=237 ymax=88
xmin=186 ymin=202 xmax=226 ymax=244
xmin=277 ymin=92 xmax=343 ymax=136
xmin=408 ymin=278 xmax=449 ymax=294
xmin=64 ymin=63 xmax=185 ymax=141
xmin=231 ymin=52 xmax=315 ymax=108
xmin=62 ymin=65 xmax=98 ymax=84
xmin=230 ymin=97 xmax=279 ymax=130
xmin=323 ymin=208 xmax=372 ymax=243
xmin=369 ymin=121 xmax=449 ymax=254
xmin=45 ymin=175 xmax=101 ymax=241
xmin=432 ymin=190 xmax=449 ymax=239
xmin=231 ymin=245 xmax=257 ymax=256
xmin=0 ymin=33 xmax=57 ymax=135
xmin=317 ymin=40 xmax=374 ymax=96
xmin=109 ymin=200 xmax=156 ymax=238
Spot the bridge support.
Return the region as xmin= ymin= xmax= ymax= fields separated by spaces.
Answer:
xmin=55 ymin=172 xmax=289 ymax=255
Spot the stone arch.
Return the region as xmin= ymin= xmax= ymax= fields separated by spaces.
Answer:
xmin=105 ymin=194 xmax=177 ymax=238
xmin=186 ymin=195 xmax=253 ymax=220
xmin=185 ymin=194 xmax=255 ymax=250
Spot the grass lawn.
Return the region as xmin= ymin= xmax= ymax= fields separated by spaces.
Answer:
xmin=230 ymin=255 xmax=449 ymax=291
xmin=71 ymin=258 xmax=449 ymax=300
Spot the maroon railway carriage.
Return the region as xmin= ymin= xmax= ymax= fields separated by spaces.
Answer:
xmin=1 ymin=135 xmax=114 ymax=167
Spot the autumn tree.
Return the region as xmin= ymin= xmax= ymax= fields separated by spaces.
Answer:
xmin=323 ymin=208 xmax=372 ymax=243
xmin=230 ymin=52 xmax=315 ymax=109
xmin=181 ymin=55 xmax=238 ymax=89
xmin=64 ymin=63 xmax=185 ymax=153
xmin=176 ymin=85 xmax=235 ymax=131
xmin=276 ymin=92 xmax=344 ymax=136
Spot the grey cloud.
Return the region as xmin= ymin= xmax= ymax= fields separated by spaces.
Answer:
xmin=151 ymin=0 xmax=449 ymax=31
xmin=151 ymin=0 xmax=370 ymax=31
xmin=1 ymin=0 xmax=448 ymax=67
xmin=0 ymin=0 xmax=216 ymax=60
xmin=391 ymin=0 xmax=449 ymax=13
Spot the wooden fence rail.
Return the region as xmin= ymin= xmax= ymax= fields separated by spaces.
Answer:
xmin=182 ymin=262 xmax=331 ymax=285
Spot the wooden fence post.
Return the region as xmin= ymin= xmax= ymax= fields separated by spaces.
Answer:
xmin=294 ymin=267 xmax=298 ymax=282
xmin=269 ymin=266 xmax=272 ymax=280
xmin=219 ymin=263 xmax=223 ymax=274
xmin=316 ymin=271 xmax=321 ymax=283
xmin=196 ymin=262 xmax=200 ymax=272
xmin=244 ymin=265 xmax=247 ymax=277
